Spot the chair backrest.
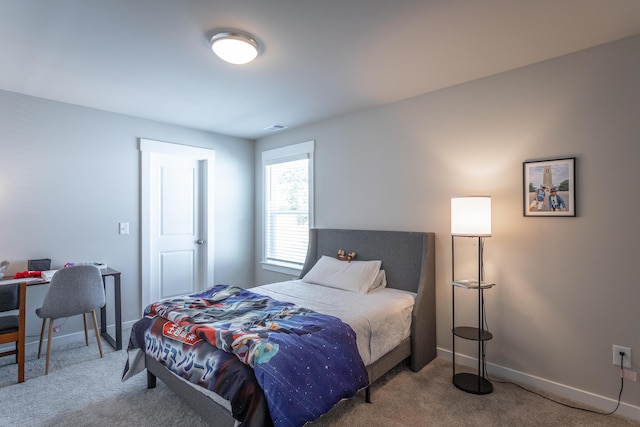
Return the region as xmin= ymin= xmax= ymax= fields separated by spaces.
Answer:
xmin=0 ymin=283 xmax=21 ymax=313
xmin=0 ymin=281 xmax=26 ymax=383
xmin=38 ymin=265 xmax=106 ymax=319
xmin=0 ymin=281 xmax=26 ymax=338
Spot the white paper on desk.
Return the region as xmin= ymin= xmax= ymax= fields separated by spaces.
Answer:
xmin=41 ymin=270 xmax=58 ymax=281
xmin=0 ymin=277 xmax=43 ymax=285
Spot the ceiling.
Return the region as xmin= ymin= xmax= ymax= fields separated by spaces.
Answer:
xmin=2 ymin=1 xmax=639 ymax=140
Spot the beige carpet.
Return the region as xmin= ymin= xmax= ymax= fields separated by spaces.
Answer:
xmin=0 ymin=334 xmax=636 ymax=426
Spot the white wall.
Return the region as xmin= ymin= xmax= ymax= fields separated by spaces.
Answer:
xmin=0 ymin=90 xmax=255 ymax=344
xmin=255 ymin=35 xmax=640 ymax=417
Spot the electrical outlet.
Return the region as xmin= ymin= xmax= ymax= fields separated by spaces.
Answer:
xmin=613 ymin=345 xmax=632 ymax=368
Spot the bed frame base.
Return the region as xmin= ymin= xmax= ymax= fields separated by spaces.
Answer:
xmin=146 ymin=355 xmax=236 ymax=425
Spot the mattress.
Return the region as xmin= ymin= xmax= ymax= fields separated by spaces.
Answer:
xmin=254 ymin=280 xmax=415 ymax=366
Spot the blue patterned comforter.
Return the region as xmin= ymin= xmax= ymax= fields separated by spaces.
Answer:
xmin=124 ymin=285 xmax=368 ymax=427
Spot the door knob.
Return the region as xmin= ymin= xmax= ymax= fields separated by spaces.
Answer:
xmin=196 ymin=240 xmax=204 ymax=244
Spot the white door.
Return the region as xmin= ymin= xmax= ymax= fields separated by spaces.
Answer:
xmin=150 ymin=153 xmax=203 ymax=300
xmin=140 ymin=139 xmax=215 ymax=313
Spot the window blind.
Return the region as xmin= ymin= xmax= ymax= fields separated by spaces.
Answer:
xmin=264 ymin=158 xmax=309 ymax=266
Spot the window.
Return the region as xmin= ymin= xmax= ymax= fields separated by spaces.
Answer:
xmin=262 ymin=141 xmax=314 ymax=275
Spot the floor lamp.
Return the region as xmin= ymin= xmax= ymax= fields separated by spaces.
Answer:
xmin=451 ymin=196 xmax=494 ymax=395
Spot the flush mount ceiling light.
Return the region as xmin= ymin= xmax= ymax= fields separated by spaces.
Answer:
xmin=210 ymin=31 xmax=259 ymax=65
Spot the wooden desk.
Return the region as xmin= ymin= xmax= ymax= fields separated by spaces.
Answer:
xmin=1 ymin=268 xmax=123 ymax=351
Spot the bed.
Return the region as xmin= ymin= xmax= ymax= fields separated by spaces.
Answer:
xmin=123 ymin=228 xmax=436 ymax=426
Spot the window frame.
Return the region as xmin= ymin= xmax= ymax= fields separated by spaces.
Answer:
xmin=261 ymin=140 xmax=315 ymax=276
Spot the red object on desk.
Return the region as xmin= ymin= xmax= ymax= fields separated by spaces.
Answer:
xmin=13 ymin=271 xmax=42 ymax=279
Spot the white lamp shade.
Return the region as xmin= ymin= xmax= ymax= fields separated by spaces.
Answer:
xmin=211 ymin=32 xmax=258 ymax=65
xmin=451 ymin=196 xmax=492 ymax=236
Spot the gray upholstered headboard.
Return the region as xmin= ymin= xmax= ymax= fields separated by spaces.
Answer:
xmin=299 ymin=228 xmax=431 ymax=293
xmin=298 ymin=228 xmax=436 ymax=371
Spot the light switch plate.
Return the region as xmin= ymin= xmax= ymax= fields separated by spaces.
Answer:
xmin=119 ymin=222 xmax=129 ymax=235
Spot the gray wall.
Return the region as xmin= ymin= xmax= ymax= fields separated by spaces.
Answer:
xmin=0 ymin=90 xmax=255 ymax=343
xmin=255 ymin=35 xmax=640 ymax=412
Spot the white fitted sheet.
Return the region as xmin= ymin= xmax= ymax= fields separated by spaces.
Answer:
xmin=254 ymin=280 xmax=415 ymax=366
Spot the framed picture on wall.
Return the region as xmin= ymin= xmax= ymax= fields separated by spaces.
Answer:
xmin=523 ymin=157 xmax=576 ymax=217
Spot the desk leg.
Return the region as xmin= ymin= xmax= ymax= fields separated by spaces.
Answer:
xmin=114 ymin=274 xmax=122 ymax=350
xmin=100 ymin=274 xmax=122 ymax=351
xmin=100 ymin=286 xmax=107 ymax=335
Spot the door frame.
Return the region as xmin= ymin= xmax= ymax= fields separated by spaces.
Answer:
xmin=139 ymin=138 xmax=215 ymax=314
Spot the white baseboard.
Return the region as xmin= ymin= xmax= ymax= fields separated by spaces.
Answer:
xmin=437 ymin=347 xmax=640 ymax=423
xmin=0 ymin=320 xmax=138 ymax=357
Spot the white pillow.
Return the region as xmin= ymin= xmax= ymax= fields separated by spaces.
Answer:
xmin=369 ymin=269 xmax=387 ymax=292
xmin=302 ymin=255 xmax=382 ymax=294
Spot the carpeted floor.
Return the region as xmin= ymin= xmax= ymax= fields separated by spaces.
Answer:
xmin=0 ymin=333 xmax=637 ymax=426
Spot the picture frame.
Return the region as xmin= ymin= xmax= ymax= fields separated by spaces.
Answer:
xmin=523 ymin=157 xmax=576 ymax=217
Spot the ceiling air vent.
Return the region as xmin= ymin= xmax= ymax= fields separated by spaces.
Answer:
xmin=264 ymin=124 xmax=288 ymax=131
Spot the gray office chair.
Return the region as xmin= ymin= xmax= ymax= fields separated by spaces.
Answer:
xmin=36 ymin=265 xmax=105 ymax=374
